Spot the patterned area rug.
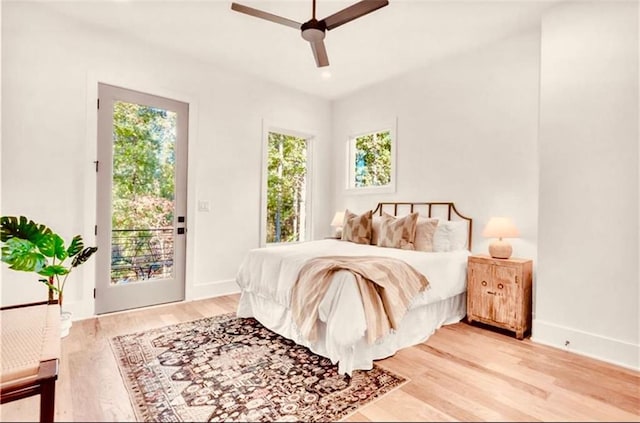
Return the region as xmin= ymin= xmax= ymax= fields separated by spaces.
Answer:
xmin=110 ymin=313 xmax=407 ymax=422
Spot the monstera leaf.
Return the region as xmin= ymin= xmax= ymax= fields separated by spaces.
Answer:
xmin=1 ymin=237 xmax=46 ymax=272
xmin=38 ymin=233 xmax=68 ymax=261
xmin=71 ymin=246 xmax=98 ymax=268
xmin=0 ymin=216 xmax=51 ymax=244
xmin=66 ymin=235 xmax=84 ymax=257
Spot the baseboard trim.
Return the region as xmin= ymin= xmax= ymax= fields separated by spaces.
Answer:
xmin=188 ymin=279 xmax=240 ymax=301
xmin=532 ymin=318 xmax=639 ymax=371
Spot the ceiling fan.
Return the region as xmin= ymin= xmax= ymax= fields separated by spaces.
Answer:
xmin=230 ymin=0 xmax=389 ymax=68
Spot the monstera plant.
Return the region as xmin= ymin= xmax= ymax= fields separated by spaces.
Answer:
xmin=1 ymin=216 xmax=98 ymax=307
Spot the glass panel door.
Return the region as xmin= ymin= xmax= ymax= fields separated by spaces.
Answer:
xmin=96 ymin=83 xmax=188 ymax=314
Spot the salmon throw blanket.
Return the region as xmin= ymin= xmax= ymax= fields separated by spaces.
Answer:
xmin=291 ymin=256 xmax=430 ymax=345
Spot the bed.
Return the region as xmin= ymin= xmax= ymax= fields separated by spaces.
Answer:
xmin=236 ymin=202 xmax=473 ymax=375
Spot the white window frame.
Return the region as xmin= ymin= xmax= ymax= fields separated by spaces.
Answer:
xmin=345 ymin=118 xmax=397 ymax=195
xmin=260 ymin=121 xmax=314 ymax=247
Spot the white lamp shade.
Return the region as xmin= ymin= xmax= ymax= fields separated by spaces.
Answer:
xmin=482 ymin=217 xmax=520 ymax=239
xmin=331 ymin=211 xmax=345 ymax=227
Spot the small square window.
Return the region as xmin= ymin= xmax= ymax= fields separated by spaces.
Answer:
xmin=346 ymin=122 xmax=396 ymax=194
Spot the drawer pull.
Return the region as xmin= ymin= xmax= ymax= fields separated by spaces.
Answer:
xmin=487 ymin=291 xmax=497 ymax=295
xmin=481 ymin=281 xmax=487 ymax=286
xmin=498 ymin=283 xmax=504 ymax=289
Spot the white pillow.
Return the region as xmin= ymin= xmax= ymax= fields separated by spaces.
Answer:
xmin=432 ymin=220 xmax=468 ymax=252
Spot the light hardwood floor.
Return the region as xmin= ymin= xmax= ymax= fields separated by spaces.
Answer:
xmin=1 ymin=294 xmax=638 ymax=422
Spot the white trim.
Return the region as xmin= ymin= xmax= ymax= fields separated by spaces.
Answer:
xmin=189 ymin=279 xmax=241 ymax=302
xmin=68 ymin=285 xmax=239 ymax=323
xmin=259 ymin=120 xmax=316 ymax=247
xmin=532 ymin=318 xmax=640 ymax=371
xmin=345 ymin=117 xmax=398 ymax=195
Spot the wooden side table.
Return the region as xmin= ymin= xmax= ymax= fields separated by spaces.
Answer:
xmin=466 ymin=254 xmax=533 ymax=339
xmin=1 ymin=300 xmax=61 ymax=423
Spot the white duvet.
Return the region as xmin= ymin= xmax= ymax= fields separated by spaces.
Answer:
xmin=235 ymin=239 xmax=470 ymax=374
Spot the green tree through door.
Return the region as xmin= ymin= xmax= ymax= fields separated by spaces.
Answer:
xmin=111 ymin=101 xmax=177 ymax=283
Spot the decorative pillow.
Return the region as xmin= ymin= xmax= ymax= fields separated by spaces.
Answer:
xmin=370 ymin=215 xmax=382 ymax=245
xmin=341 ymin=209 xmax=373 ymax=244
xmin=432 ymin=220 xmax=469 ymax=252
xmin=377 ymin=212 xmax=419 ymax=250
xmin=414 ymin=217 xmax=439 ymax=252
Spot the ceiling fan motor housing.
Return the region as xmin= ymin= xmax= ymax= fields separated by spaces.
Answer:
xmin=301 ymin=19 xmax=327 ymax=42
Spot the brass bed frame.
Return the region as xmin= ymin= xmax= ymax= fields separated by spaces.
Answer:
xmin=371 ymin=201 xmax=473 ymax=250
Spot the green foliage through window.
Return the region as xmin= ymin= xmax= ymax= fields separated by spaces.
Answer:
xmin=111 ymin=101 xmax=176 ymax=284
xmin=352 ymin=130 xmax=392 ymax=188
xmin=267 ymin=132 xmax=308 ymax=243
xmin=112 ymin=101 xmax=176 ymax=230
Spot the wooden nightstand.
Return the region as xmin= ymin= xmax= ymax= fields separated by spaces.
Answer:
xmin=466 ymin=254 xmax=533 ymax=339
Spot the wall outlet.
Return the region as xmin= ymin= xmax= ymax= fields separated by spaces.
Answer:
xmin=198 ymin=200 xmax=210 ymax=212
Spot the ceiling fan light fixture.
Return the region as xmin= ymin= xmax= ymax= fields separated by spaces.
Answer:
xmin=301 ymin=19 xmax=327 ymax=42
xmin=302 ymin=28 xmax=326 ymax=42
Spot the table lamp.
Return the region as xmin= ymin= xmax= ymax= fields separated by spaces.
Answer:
xmin=482 ymin=217 xmax=519 ymax=259
xmin=330 ymin=211 xmax=345 ymax=238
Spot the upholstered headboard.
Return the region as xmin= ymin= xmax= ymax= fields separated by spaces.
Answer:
xmin=371 ymin=202 xmax=473 ymax=250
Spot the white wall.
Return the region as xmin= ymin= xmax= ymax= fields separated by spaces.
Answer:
xmin=535 ymin=1 xmax=639 ymax=369
xmin=331 ymin=30 xmax=541 ymax=263
xmin=0 ymin=3 xmax=332 ymax=318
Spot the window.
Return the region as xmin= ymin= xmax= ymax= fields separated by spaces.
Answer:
xmin=264 ymin=130 xmax=312 ymax=244
xmin=347 ymin=123 xmax=396 ymax=193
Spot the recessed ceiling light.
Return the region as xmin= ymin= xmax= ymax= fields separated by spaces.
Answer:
xmin=321 ymin=71 xmax=332 ymax=79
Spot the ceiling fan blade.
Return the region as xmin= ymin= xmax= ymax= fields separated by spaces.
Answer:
xmin=310 ymin=40 xmax=329 ymax=67
xmin=231 ymin=3 xmax=302 ymax=30
xmin=322 ymin=0 xmax=388 ymax=31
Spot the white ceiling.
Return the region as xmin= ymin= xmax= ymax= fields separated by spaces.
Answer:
xmin=41 ymin=0 xmax=557 ymax=100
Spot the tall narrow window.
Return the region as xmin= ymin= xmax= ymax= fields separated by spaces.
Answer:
xmin=347 ymin=124 xmax=396 ymax=193
xmin=266 ymin=131 xmax=310 ymax=244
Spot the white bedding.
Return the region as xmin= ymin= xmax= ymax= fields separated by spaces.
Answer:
xmin=235 ymin=239 xmax=470 ymax=374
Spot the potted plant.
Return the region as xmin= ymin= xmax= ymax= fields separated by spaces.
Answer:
xmin=1 ymin=216 xmax=97 ymax=335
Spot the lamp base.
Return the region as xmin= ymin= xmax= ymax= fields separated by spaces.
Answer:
xmin=488 ymin=239 xmax=513 ymax=259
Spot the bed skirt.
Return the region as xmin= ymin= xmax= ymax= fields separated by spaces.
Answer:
xmin=236 ymin=290 xmax=466 ymax=375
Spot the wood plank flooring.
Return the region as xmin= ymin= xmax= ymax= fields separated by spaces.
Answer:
xmin=1 ymin=294 xmax=638 ymax=422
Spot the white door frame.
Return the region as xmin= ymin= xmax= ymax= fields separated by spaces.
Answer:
xmin=95 ymin=82 xmax=189 ymax=314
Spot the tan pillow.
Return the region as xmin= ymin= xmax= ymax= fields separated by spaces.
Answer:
xmin=414 ymin=217 xmax=439 ymax=252
xmin=341 ymin=209 xmax=373 ymax=244
xmin=377 ymin=212 xmax=418 ymax=250
xmin=370 ymin=215 xmax=382 ymax=245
